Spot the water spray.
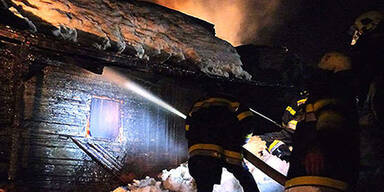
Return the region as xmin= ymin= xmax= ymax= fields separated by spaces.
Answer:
xmin=102 ymin=67 xmax=187 ymax=119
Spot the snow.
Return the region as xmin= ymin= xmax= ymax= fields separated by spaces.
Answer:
xmin=52 ymin=25 xmax=78 ymax=42
xmin=8 ymin=0 xmax=252 ymax=80
xmin=113 ymin=137 xmax=289 ymax=192
xmin=6 ymin=6 xmax=37 ymax=32
xmin=160 ymin=163 xmax=196 ymax=192
xmin=247 ymin=151 xmax=289 ymax=192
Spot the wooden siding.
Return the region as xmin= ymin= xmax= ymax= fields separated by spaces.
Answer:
xmin=0 ymin=43 xmax=31 ymax=183
xmin=19 ymin=60 xmax=197 ymax=191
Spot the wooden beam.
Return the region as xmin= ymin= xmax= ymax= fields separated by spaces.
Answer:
xmin=0 ymin=25 xmax=292 ymax=89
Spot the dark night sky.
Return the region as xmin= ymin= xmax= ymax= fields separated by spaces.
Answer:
xmin=264 ymin=0 xmax=383 ymax=65
xmin=145 ymin=0 xmax=383 ymax=65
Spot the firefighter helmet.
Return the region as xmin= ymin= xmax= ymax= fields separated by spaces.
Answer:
xmin=351 ymin=11 xmax=384 ymax=45
xmin=318 ymin=52 xmax=351 ymax=73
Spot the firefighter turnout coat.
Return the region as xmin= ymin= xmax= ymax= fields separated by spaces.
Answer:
xmin=285 ymin=70 xmax=360 ymax=192
xmin=185 ymin=93 xmax=261 ymax=192
xmin=185 ymin=93 xmax=257 ymax=165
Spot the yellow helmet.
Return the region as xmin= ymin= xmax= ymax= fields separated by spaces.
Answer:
xmin=318 ymin=52 xmax=351 ymax=73
xmin=351 ymin=11 xmax=384 ymax=45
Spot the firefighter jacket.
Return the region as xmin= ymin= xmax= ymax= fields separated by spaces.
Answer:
xmin=185 ymin=93 xmax=259 ymax=164
xmin=261 ymin=90 xmax=307 ymax=157
xmin=282 ymin=90 xmax=308 ymax=130
xmin=286 ymin=70 xmax=360 ymax=191
xmin=351 ymin=23 xmax=384 ymax=123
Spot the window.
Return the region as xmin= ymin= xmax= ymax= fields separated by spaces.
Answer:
xmin=88 ymin=97 xmax=121 ymax=140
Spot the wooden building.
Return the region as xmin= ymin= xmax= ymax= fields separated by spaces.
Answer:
xmin=0 ymin=0 xmax=298 ymax=191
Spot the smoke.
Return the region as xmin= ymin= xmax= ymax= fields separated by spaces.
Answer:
xmin=142 ymin=0 xmax=282 ymax=46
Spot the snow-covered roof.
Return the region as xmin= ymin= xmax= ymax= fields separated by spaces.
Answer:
xmin=1 ymin=0 xmax=252 ymax=80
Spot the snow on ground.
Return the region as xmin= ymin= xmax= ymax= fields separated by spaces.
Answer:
xmin=113 ymin=137 xmax=289 ymax=192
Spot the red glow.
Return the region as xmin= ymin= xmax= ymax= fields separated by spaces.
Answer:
xmin=146 ymin=0 xmax=243 ymax=45
xmin=143 ymin=0 xmax=281 ymax=46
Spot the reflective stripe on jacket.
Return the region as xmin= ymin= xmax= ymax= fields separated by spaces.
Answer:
xmin=188 ymin=144 xmax=244 ymax=166
xmin=285 ymin=176 xmax=348 ymax=192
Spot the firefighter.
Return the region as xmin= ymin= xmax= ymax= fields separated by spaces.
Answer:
xmin=285 ymin=52 xmax=360 ymax=192
xmin=348 ymin=10 xmax=384 ymax=190
xmin=185 ymin=88 xmax=264 ymax=192
xmin=349 ymin=10 xmax=384 ymax=124
xmin=260 ymin=89 xmax=308 ymax=161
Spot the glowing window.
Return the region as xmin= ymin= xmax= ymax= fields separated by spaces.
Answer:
xmin=89 ymin=97 xmax=121 ymax=140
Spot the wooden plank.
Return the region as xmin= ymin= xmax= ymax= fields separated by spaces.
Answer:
xmin=26 ymin=111 xmax=86 ymax=128
xmin=243 ymin=147 xmax=287 ymax=186
xmin=27 ymin=138 xmax=124 ymax=162
xmin=28 ymin=163 xmax=79 ymax=176
xmin=26 ymin=131 xmax=125 ymax=152
xmin=30 ymin=144 xmax=90 ymax=160
xmin=25 ymin=121 xmax=85 ymax=136
xmin=28 ymin=156 xmax=93 ymax=165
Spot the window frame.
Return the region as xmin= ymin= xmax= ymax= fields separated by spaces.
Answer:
xmin=86 ymin=96 xmax=124 ymax=142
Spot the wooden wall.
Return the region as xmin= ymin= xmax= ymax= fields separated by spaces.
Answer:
xmin=1 ymin=48 xmax=200 ymax=191
xmin=0 ymin=43 xmax=13 ymax=181
xmin=0 ymin=43 xmax=30 ymax=185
